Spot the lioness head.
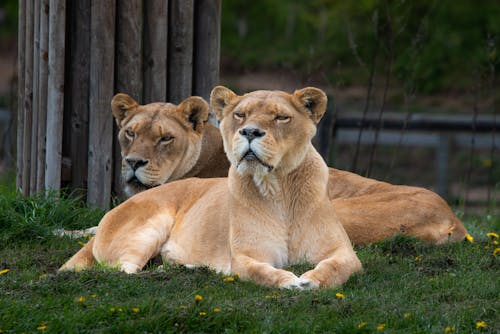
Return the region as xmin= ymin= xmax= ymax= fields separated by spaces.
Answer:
xmin=210 ymin=86 xmax=327 ymax=181
xmin=111 ymin=93 xmax=210 ymax=197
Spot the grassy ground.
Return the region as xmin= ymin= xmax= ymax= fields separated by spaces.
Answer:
xmin=0 ymin=187 xmax=499 ymax=333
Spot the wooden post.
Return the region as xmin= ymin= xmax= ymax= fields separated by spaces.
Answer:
xmin=67 ymin=0 xmax=91 ymax=194
xmin=87 ymin=0 xmax=116 ymax=208
xmin=114 ymin=0 xmax=143 ymax=198
xmin=193 ymin=0 xmax=221 ymax=101
xmin=168 ymin=0 xmax=194 ymax=104
xmin=30 ymin=1 xmax=41 ymax=194
xmin=45 ymin=0 xmax=66 ymax=191
xmin=16 ymin=0 xmax=26 ymax=190
xmin=143 ymin=0 xmax=168 ymax=103
xmin=22 ymin=0 xmax=34 ymax=195
xmin=36 ymin=0 xmax=49 ymax=193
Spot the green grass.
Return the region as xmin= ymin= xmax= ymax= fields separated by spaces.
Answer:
xmin=0 ymin=189 xmax=499 ymax=333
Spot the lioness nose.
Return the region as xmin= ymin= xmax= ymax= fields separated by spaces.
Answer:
xmin=126 ymin=157 xmax=149 ymax=171
xmin=239 ymin=127 xmax=266 ymax=142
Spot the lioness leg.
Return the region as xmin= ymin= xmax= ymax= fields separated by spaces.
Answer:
xmin=231 ymin=254 xmax=316 ymax=290
xmin=300 ymin=246 xmax=362 ymax=288
xmin=59 ymin=237 xmax=96 ymax=271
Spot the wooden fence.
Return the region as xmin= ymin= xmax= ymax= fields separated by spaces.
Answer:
xmin=16 ymin=0 xmax=221 ymax=208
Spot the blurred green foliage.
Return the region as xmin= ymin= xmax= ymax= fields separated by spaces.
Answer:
xmin=0 ymin=0 xmax=17 ymax=38
xmin=221 ymin=0 xmax=500 ymax=93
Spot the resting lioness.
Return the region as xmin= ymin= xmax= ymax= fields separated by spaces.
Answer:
xmin=111 ymin=93 xmax=229 ymax=197
xmin=108 ymin=91 xmax=467 ymax=245
xmin=60 ymin=87 xmax=362 ymax=290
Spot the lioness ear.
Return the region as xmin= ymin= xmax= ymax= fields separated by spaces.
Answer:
xmin=292 ymin=87 xmax=327 ymax=124
xmin=177 ymin=96 xmax=209 ymax=133
xmin=111 ymin=93 xmax=139 ymax=128
xmin=210 ymin=86 xmax=237 ymax=121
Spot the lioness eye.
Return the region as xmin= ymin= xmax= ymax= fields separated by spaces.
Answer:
xmin=159 ymin=135 xmax=174 ymax=144
xmin=125 ymin=129 xmax=135 ymax=138
xmin=275 ymin=115 xmax=290 ymax=122
xmin=233 ymin=112 xmax=245 ymax=120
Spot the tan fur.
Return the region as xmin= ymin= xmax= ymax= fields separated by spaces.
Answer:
xmin=111 ymin=93 xmax=467 ymax=246
xmin=111 ymin=93 xmax=229 ymax=197
xmin=60 ymin=87 xmax=362 ymax=290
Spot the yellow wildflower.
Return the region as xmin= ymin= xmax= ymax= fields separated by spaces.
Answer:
xmin=465 ymin=234 xmax=474 ymax=243
xmin=77 ymin=296 xmax=85 ymax=303
xmin=476 ymin=321 xmax=486 ymax=329
xmin=194 ymin=294 xmax=203 ymax=302
xmin=213 ymin=307 xmax=221 ymax=313
xmin=90 ymin=294 xmax=97 ymax=298
xmin=493 ymin=248 xmax=500 ymax=256
xmin=415 ymin=256 xmax=422 ymax=262
xmin=487 ymin=232 xmax=499 ymax=239
xmin=444 ymin=326 xmax=455 ymax=333
xmin=357 ymin=322 xmax=367 ymax=329
xmin=493 ymin=240 xmax=499 ymax=246
xmin=377 ymin=323 xmax=386 ymax=331
xmin=132 ymin=307 xmax=140 ymax=313
xmin=335 ymin=292 xmax=345 ymax=299
xmin=77 ymin=241 xmax=85 ymax=247
xmin=0 ymin=269 xmax=10 ymax=275
xmin=404 ymin=312 xmax=412 ymax=318
xmin=223 ymin=276 xmax=235 ymax=282
xmin=37 ymin=324 xmax=47 ymax=331
xmin=199 ymin=311 xmax=206 ymax=316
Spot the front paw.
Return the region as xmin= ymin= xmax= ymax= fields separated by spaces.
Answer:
xmin=281 ymin=276 xmax=319 ymax=290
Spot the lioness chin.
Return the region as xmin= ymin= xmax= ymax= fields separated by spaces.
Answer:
xmin=60 ymin=86 xmax=362 ymax=290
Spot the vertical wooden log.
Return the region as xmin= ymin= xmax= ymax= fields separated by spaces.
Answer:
xmin=168 ymin=0 xmax=194 ymax=104
xmin=45 ymin=0 xmax=66 ymax=190
xmin=114 ymin=0 xmax=143 ymax=199
xmin=87 ymin=0 xmax=116 ymax=208
xmin=193 ymin=0 xmax=221 ymax=100
xmin=16 ymin=0 xmax=26 ymax=190
xmin=143 ymin=0 xmax=168 ymax=103
xmin=30 ymin=1 xmax=41 ymax=194
xmin=67 ymin=0 xmax=91 ymax=194
xmin=36 ymin=0 xmax=49 ymax=193
xmin=22 ymin=0 xmax=34 ymax=195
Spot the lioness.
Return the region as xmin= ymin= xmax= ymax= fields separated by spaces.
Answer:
xmin=61 ymin=87 xmax=362 ymax=290
xmin=109 ymin=92 xmax=467 ymax=245
xmin=111 ymin=93 xmax=229 ymax=197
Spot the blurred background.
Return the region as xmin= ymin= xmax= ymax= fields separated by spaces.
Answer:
xmin=0 ymin=0 xmax=498 ymax=213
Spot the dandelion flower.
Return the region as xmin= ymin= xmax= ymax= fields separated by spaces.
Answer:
xmin=493 ymin=240 xmax=499 ymax=246
xmin=476 ymin=321 xmax=486 ymax=329
xmin=493 ymin=248 xmax=500 ymax=256
xmin=194 ymin=294 xmax=203 ymax=302
xmin=465 ymin=234 xmax=474 ymax=243
xmin=414 ymin=256 xmax=422 ymax=262
xmin=444 ymin=326 xmax=455 ymax=333
xmin=357 ymin=322 xmax=367 ymax=329
xmin=199 ymin=311 xmax=206 ymax=316
xmin=335 ymin=292 xmax=345 ymax=299
xmin=487 ymin=232 xmax=499 ymax=239
xmin=132 ymin=307 xmax=140 ymax=313
xmin=377 ymin=323 xmax=386 ymax=331
xmin=0 ymin=269 xmax=9 ymax=275
xmin=213 ymin=307 xmax=221 ymax=313
xmin=77 ymin=296 xmax=85 ymax=303
xmin=223 ymin=276 xmax=235 ymax=282
xmin=404 ymin=312 xmax=412 ymax=318
xmin=37 ymin=324 xmax=47 ymax=331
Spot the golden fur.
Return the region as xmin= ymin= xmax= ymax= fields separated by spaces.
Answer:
xmin=60 ymin=87 xmax=362 ymax=290
xmin=111 ymin=92 xmax=467 ymax=245
xmin=111 ymin=93 xmax=229 ymax=197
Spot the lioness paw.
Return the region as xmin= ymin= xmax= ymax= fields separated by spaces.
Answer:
xmin=281 ymin=277 xmax=319 ymax=290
